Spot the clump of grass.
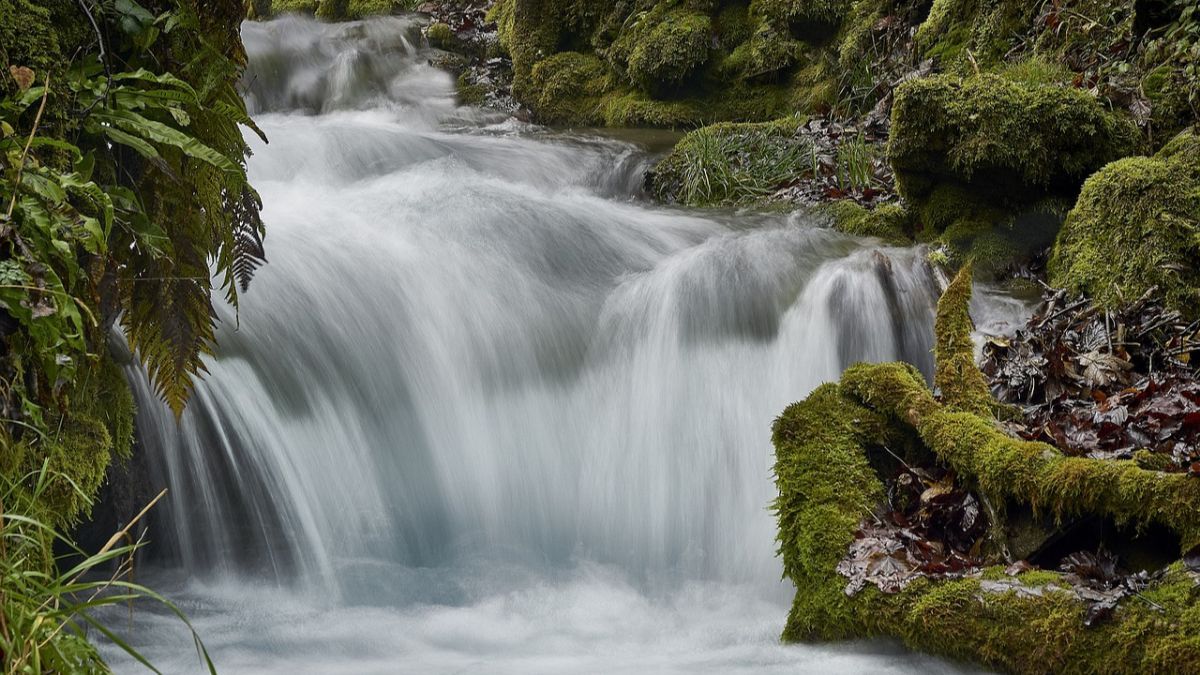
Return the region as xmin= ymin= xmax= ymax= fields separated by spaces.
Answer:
xmin=835 ymin=130 xmax=877 ymax=192
xmin=653 ymin=119 xmax=811 ymax=206
xmin=1 ymin=463 xmax=213 ymax=674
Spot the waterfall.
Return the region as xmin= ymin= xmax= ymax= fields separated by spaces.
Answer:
xmin=114 ymin=16 xmax=996 ymax=674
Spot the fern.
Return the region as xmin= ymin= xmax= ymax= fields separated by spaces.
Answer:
xmin=2 ymin=0 xmax=267 ymax=419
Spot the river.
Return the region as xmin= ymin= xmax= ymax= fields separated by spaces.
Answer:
xmin=106 ymin=15 xmax=1024 ymax=674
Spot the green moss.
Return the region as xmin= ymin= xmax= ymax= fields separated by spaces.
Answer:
xmin=610 ymin=6 xmax=712 ymax=94
xmin=823 ymin=201 xmax=913 ymax=244
xmin=347 ymin=0 xmax=399 ymax=18
xmin=426 ymin=22 xmax=454 ymax=45
xmin=1049 ymin=128 xmax=1200 ymax=318
xmin=715 ymin=3 xmax=754 ymax=48
xmin=1 ymin=357 xmax=135 ymax=528
xmin=751 ymin=0 xmax=850 ymax=28
xmin=525 ymin=51 xmax=613 ymax=125
xmin=314 ymin=0 xmax=347 ymax=20
xmin=722 ymin=28 xmax=804 ymax=80
xmin=842 ymin=361 xmax=1200 ymax=548
xmin=772 ymin=382 xmax=891 ymax=641
xmin=915 ymin=0 xmax=1032 ymax=67
xmin=775 ymin=276 xmax=1200 ymax=670
xmin=456 ymin=71 xmax=486 ymax=106
xmin=268 ymin=0 xmax=319 ymax=14
xmin=889 ymin=74 xmax=1140 ymax=203
xmin=933 ymin=264 xmax=993 ymax=417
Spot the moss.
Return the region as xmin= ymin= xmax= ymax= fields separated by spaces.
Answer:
xmin=269 ymin=0 xmax=320 ymax=15
xmin=1049 ymin=128 xmax=1200 ymax=318
xmin=775 ymin=275 xmax=1200 ymax=671
xmin=889 ymin=74 xmax=1140 ymax=203
xmin=750 ymin=0 xmax=850 ymax=28
xmin=610 ymin=6 xmax=713 ymax=95
xmin=426 ymin=21 xmax=454 ymax=45
xmin=314 ymin=0 xmax=347 ymax=20
xmin=715 ymin=3 xmax=754 ymax=48
xmin=823 ymin=201 xmax=914 ymax=244
xmin=772 ymin=382 xmax=891 ymax=641
xmin=346 ymin=0 xmax=398 ymax=18
xmin=1 ymin=357 xmax=135 ymax=528
xmin=491 ymin=0 xmax=605 ymax=96
xmin=722 ymin=28 xmax=805 ymax=80
xmin=525 ymin=51 xmax=613 ymax=125
xmin=933 ymin=264 xmax=993 ymax=417
xmin=456 ymin=71 xmax=487 ymax=106
xmin=842 ymin=361 xmax=1200 ymax=548
xmin=915 ymin=0 xmax=1032 ymax=67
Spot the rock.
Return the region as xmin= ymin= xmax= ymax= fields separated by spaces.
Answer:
xmin=1049 ymin=128 xmax=1200 ymax=318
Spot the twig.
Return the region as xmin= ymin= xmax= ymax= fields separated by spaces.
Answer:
xmin=4 ymin=78 xmax=51 ymax=221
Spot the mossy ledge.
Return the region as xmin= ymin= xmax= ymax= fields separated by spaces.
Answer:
xmin=774 ymin=271 xmax=1200 ymax=673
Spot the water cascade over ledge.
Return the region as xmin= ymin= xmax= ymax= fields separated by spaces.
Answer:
xmin=112 ymin=15 xmax=1013 ymax=674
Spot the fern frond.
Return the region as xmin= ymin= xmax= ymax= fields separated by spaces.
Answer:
xmin=121 ymin=250 xmax=216 ymax=417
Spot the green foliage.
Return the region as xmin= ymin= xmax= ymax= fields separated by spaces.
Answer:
xmin=2 ymin=1 xmax=266 ymax=419
xmin=1 ymin=464 xmax=215 ymax=674
xmin=0 ymin=0 xmax=258 ymax=667
xmin=1049 ymin=128 xmax=1200 ymax=318
xmin=649 ymin=117 xmax=810 ymax=205
xmin=750 ymin=0 xmax=851 ymax=27
xmin=525 ymin=51 xmax=612 ymax=125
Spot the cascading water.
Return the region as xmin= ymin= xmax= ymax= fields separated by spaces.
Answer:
xmin=108 ymin=15 xmax=1020 ymax=674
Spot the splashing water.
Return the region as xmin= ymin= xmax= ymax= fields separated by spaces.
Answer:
xmin=108 ymin=15 xmax=1000 ymax=674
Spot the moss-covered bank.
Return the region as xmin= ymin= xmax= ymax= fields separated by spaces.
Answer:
xmin=773 ymin=270 xmax=1200 ymax=672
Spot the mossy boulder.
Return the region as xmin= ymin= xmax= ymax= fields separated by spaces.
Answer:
xmin=823 ymin=201 xmax=913 ymax=244
xmin=1049 ymin=128 xmax=1200 ymax=318
xmin=889 ymin=74 xmax=1140 ymax=204
xmin=525 ymin=51 xmax=613 ymax=125
xmin=915 ymin=0 xmax=1032 ymax=66
xmin=609 ymin=6 xmax=713 ymax=95
xmin=426 ymin=22 xmax=454 ymax=45
xmin=750 ymin=0 xmax=850 ymax=28
xmin=314 ymin=0 xmax=348 ymax=20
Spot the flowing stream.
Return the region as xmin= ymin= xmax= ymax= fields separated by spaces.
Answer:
xmin=107 ymin=15 xmax=1026 ymax=674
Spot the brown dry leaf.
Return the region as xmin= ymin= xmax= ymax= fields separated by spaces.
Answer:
xmin=9 ymin=65 xmax=34 ymax=91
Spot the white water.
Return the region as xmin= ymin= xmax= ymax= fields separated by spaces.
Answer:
xmin=105 ymin=16 xmax=1003 ymax=674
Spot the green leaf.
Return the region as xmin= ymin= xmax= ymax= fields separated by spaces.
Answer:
xmin=94 ymin=109 xmax=240 ymax=174
xmin=100 ymin=125 xmax=162 ymax=161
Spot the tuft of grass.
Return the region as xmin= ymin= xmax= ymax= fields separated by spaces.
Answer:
xmin=652 ymin=118 xmax=811 ymax=206
xmin=835 ymin=131 xmax=876 ymax=192
xmin=1 ymin=463 xmax=213 ymax=674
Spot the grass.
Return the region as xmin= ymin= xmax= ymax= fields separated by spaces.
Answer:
xmin=655 ymin=119 xmax=812 ymax=206
xmin=1 ymin=463 xmax=213 ymax=674
xmin=835 ymin=131 xmax=876 ymax=191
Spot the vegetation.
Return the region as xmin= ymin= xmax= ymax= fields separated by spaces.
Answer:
xmin=1049 ymin=128 xmax=1200 ymax=318
xmin=2 ymin=0 xmax=263 ymax=669
xmin=774 ymin=274 xmax=1200 ymax=672
xmin=649 ymin=117 xmax=809 ymax=206
xmin=249 ymin=0 xmax=418 ymax=19
xmin=887 ymin=73 xmax=1138 ymax=203
xmin=1 ymin=465 xmax=214 ymax=673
